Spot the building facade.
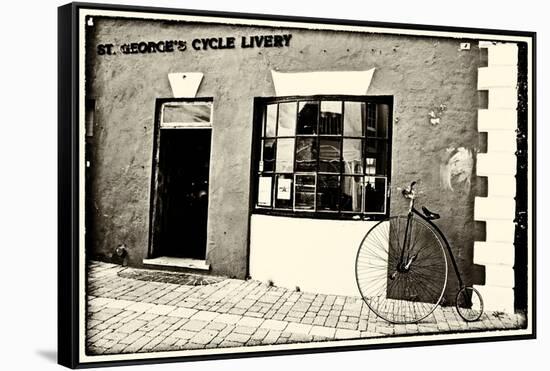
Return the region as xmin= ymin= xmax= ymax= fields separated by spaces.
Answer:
xmin=84 ymin=15 xmax=526 ymax=313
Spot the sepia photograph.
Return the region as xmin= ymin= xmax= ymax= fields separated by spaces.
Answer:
xmin=57 ymin=2 xmax=536 ymax=368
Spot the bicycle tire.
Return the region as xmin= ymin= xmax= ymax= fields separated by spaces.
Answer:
xmin=355 ymin=215 xmax=448 ymax=324
xmin=455 ymin=286 xmax=484 ymax=322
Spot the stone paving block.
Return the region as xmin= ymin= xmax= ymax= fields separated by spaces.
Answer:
xmin=190 ymin=330 xmax=218 ymax=345
xmin=218 ymin=340 xmax=242 ymax=348
xmin=190 ymin=310 xmax=219 ymax=322
xmin=237 ymin=316 xmax=264 ymax=328
xmin=325 ymin=316 xmax=338 ymax=328
xmin=289 ymin=333 xmax=313 ymax=343
xmin=206 ymin=321 xmax=227 ymax=331
xmin=334 ymin=328 xmax=360 ymax=339
xmin=234 ymin=326 xmax=257 ymax=335
xmin=104 ymin=299 xmax=135 ymax=310
xmin=309 ymin=325 xmax=336 ymax=338
xmin=228 ymin=308 xmax=247 ymax=315
xmin=125 ymin=302 xmax=156 ymax=313
xmin=168 ymin=307 xmax=197 ymax=319
xmin=336 ymin=321 xmax=358 ymax=330
xmin=261 ymin=319 xmax=288 ymax=331
xmin=137 ymin=313 xmax=159 ymax=322
xmin=313 ymin=316 xmax=327 ymax=326
xmin=172 ymin=329 xmax=196 ymax=340
xmin=251 ymin=328 xmax=269 ymax=341
xmin=215 ymin=313 xmax=241 ymax=325
xmin=124 ymin=335 xmax=153 ymax=353
xmin=285 ymin=322 xmax=312 ymax=335
xmin=116 ymin=319 xmax=147 ymax=334
xmin=140 ymin=336 xmax=164 ymax=352
xmin=218 ymin=324 xmax=235 ymax=338
xmin=146 ymin=304 xmax=176 ymax=316
xmin=360 ymin=331 xmax=383 ymax=338
xmin=225 ymin=332 xmax=251 ymax=344
xmin=119 ymin=330 xmax=147 ymax=345
xmin=181 ymin=320 xmax=208 ymax=332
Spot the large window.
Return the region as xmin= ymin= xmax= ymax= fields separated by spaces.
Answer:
xmin=253 ymin=96 xmax=392 ymax=219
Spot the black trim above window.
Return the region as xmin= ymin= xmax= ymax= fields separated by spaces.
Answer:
xmin=251 ymin=95 xmax=393 ymax=221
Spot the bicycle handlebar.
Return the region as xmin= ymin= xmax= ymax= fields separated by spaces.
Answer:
xmin=401 ymin=181 xmax=417 ymax=199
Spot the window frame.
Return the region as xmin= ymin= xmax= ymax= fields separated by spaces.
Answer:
xmin=251 ymin=95 xmax=393 ymax=221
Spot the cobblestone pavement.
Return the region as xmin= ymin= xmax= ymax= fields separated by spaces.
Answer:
xmin=86 ymin=261 xmax=526 ymax=355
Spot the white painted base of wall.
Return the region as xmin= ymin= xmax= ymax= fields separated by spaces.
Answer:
xmin=249 ymin=214 xmax=377 ymax=297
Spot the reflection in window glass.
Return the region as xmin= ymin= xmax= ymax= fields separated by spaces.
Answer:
xmin=364 ymin=177 xmax=386 ymax=213
xmin=344 ymin=102 xmax=364 ymax=136
xmin=163 ymin=103 xmax=212 ymax=124
xmin=365 ymin=139 xmax=387 ymax=175
xmin=275 ymin=174 xmax=293 ymax=209
xmin=295 ymin=137 xmax=317 ymax=171
xmin=341 ymin=176 xmax=363 ymax=212
xmin=366 ymin=103 xmax=376 ymax=136
xmin=374 ymin=104 xmax=389 ymax=138
xmin=261 ymin=139 xmax=276 ymax=172
xmin=297 ymin=101 xmax=319 ymax=135
xmin=342 ymin=139 xmax=362 ymax=174
xmin=317 ymin=175 xmax=340 ymax=211
xmin=265 ymin=104 xmax=277 ymax=137
xmin=294 ymin=174 xmax=316 ymax=210
xmin=278 ymin=102 xmax=297 ymax=136
xmin=320 ymin=101 xmax=343 ymax=135
xmin=276 ymin=138 xmax=295 ymax=173
xmin=319 ymin=138 xmax=341 ymax=173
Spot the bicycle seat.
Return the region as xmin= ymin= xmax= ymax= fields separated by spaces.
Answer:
xmin=422 ymin=206 xmax=440 ymax=220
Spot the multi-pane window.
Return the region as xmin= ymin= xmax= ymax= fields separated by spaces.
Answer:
xmin=254 ymin=96 xmax=392 ymax=219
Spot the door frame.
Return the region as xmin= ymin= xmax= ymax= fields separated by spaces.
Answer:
xmin=148 ymin=97 xmax=214 ymax=259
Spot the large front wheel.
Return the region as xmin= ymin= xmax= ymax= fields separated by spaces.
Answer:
xmin=355 ymin=215 xmax=448 ymax=324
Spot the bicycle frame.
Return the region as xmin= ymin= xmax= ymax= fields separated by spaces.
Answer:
xmin=407 ymin=208 xmax=464 ymax=289
xmin=400 ymin=186 xmax=465 ymax=289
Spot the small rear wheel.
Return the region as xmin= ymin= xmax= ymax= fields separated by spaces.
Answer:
xmin=455 ymin=286 xmax=484 ymax=322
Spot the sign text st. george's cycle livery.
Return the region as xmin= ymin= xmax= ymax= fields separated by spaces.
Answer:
xmin=97 ymin=34 xmax=293 ymax=55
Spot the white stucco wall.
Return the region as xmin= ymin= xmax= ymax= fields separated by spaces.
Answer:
xmin=249 ymin=214 xmax=377 ymax=297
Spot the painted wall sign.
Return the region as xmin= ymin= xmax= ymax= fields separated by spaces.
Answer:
xmin=97 ymin=34 xmax=292 ymax=55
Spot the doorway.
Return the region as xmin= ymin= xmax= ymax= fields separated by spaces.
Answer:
xmin=151 ymin=128 xmax=211 ymax=260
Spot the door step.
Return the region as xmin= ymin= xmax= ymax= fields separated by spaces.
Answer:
xmin=142 ymin=256 xmax=210 ymax=273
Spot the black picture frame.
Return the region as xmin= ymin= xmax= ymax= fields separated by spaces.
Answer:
xmin=58 ymin=2 xmax=536 ymax=368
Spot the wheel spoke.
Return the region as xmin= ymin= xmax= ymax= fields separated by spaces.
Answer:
xmin=356 ymin=215 xmax=448 ymax=323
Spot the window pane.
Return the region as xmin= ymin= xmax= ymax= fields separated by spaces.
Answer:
xmin=364 ymin=177 xmax=387 ymax=213
xmin=276 ymin=138 xmax=295 ymax=173
xmin=261 ymin=139 xmax=276 ymax=172
xmin=341 ymin=175 xmax=363 ymax=212
xmin=257 ymin=176 xmax=273 ymax=207
xmin=319 ymin=138 xmax=341 ymax=173
xmin=365 ymin=139 xmax=388 ymax=175
xmin=295 ymin=174 xmax=316 ymax=210
xmin=278 ymin=102 xmax=297 ymax=136
xmin=366 ymin=103 xmax=389 ymax=138
xmin=317 ymin=175 xmax=340 ymax=211
xmin=275 ymin=174 xmax=293 ymax=209
xmin=320 ymin=101 xmax=343 ymax=135
xmin=265 ymin=104 xmax=277 ymax=137
xmin=342 ymin=139 xmax=363 ymax=174
xmin=344 ymin=102 xmax=364 ymax=136
xmin=163 ymin=103 xmax=211 ymax=124
xmin=295 ymin=137 xmax=317 ymax=171
xmin=297 ymin=101 xmax=319 ymax=135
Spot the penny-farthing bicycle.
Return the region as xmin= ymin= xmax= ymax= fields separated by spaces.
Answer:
xmin=355 ymin=181 xmax=483 ymax=324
